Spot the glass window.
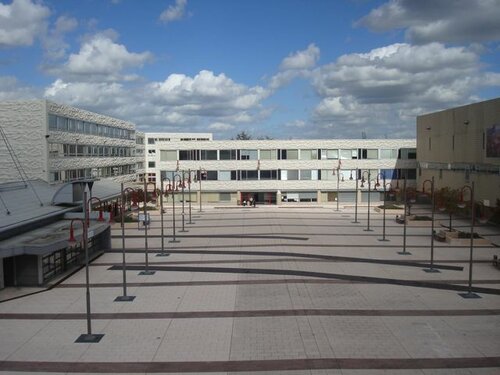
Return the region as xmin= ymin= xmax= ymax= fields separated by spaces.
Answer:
xmin=160 ymin=150 xmax=177 ymax=161
xmin=241 ymin=170 xmax=258 ymax=180
xmin=281 ymin=149 xmax=298 ymax=160
xmin=380 ymin=149 xmax=397 ymax=159
xmin=201 ymin=150 xmax=218 ymax=160
xmin=179 ymin=150 xmax=199 ymax=160
xmin=260 ymin=149 xmax=276 ymax=160
xmin=259 ymin=170 xmax=278 ymax=180
xmin=219 ymin=193 xmax=231 ymax=201
xmin=48 ymin=114 xmax=57 ymax=129
xmin=148 ymin=161 xmax=155 ymax=168
xmin=218 ymin=171 xmax=232 ymax=180
xmin=300 ymin=170 xmax=312 ymax=180
xmin=300 ymin=149 xmax=318 ymax=160
xmin=58 ymin=116 xmax=69 ymax=131
xmin=76 ymin=120 xmax=84 ymax=133
xmin=148 ymin=138 xmax=155 ymax=144
xmin=240 ymin=149 xmax=258 ymax=160
xmin=321 ymin=149 xmax=338 ymax=159
xmin=219 ymin=149 xmax=237 ymax=160
xmin=321 ymin=169 xmax=335 ymax=181
xmin=340 ymin=149 xmax=356 ymax=159
xmin=281 ymin=170 xmax=298 ymax=180
xmin=206 ymin=170 xmax=218 ymax=180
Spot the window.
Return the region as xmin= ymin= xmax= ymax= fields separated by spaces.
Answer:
xmin=219 ymin=193 xmax=231 ymax=201
xmin=206 ymin=170 xmax=218 ymax=180
xmin=280 ymin=149 xmax=298 ymax=160
xmin=220 ymin=149 xmax=237 ymax=160
xmin=148 ymin=138 xmax=155 ymax=145
xmin=240 ymin=149 xmax=258 ymax=160
xmin=398 ymin=148 xmax=417 ymax=159
xmin=321 ymin=169 xmax=335 ymax=181
xmin=48 ymin=114 xmax=57 ymax=129
xmin=380 ymin=169 xmax=397 ymax=179
xmin=148 ymin=149 xmax=156 ymax=154
xmin=179 ymin=150 xmax=199 ymax=160
xmin=321 ymin=149 xmax=338 ymax=160
xmin=57 ymin=116 xmax=68 ymax=131
xmin=148 ymin=161 xmax=156 ymax=168
xmin=300 ymin=149 xmax=318 ymax=160
xmin=260 ymin=149 xmax=276 ymax=160
xmin=380 ymin=149 xmax=397 ymax=159
xmin=160 ymin=150 xmax=177 ymax=161
xmin=281 ymin=170 xmax=298 ymax=180
xmin=240 ymin=170 xmax=258 ymax=180
xmin=259 ymin=170 xmax=278 ymax=180
xmin=218 ymin=171 xmax=232 ymax=180
xmin=358 ymin=149 xmax=378 ymax=159
xmin=201 ymin=150 xmax=218 ymax=160
xmin=340 ymin=149 xmax=356 ymax=159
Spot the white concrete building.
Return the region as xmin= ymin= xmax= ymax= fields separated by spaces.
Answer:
xmin=145 ymin=138 xmax=417 ymax=205
xmin=0 ymin=100 xmax=137 ymax=184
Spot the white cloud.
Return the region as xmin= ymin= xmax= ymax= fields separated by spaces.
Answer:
xmin=49 ymin=33 xmax=153 ymax=81
xmin=280 ymin=43 xmax=320 ymax=70
xmin=0 ymin=0 xmax=50 ymax=47
xmin=357 ymin=0 xmax=500 ymax=44
xmin=311 ymin=42 xmax=500 ymax=138
xmin=0 ymin=76 xmax=40 ymax=100
xmin=208 ymin=122 xmax=235 ymax=131
xmin=160 ymin=0 xmax=188 ymax=24
xmin=270 ymin=44 xmax=320 ymax=90
xmin=42 ymin=15 xmax=78 ymax=60
xmin=285 ymin=120 xmax=307 ymax=128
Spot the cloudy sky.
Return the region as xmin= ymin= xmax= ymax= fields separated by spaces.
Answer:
xmin=1 ymin=0 xmax=499 ymax=139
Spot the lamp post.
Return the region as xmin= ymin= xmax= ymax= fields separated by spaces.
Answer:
xmin=179 ymin=171 xmax=188 ymax=233
xmin=139 ymin=179 xmax=156 ymax=275
xmin=114 ymin=184 xmax=137 ymax=301
xmin=86 ymin=196 xmax=105 ymax=225
xmin=198 ymin=167 xmax=207 ymax=212
xmin=458 ymin=181 xmax=481 ymax=299
xmin=186 ymin=169 xmax=195 ymax=224
xmin=157 ymin=178 xmax=171 ymax=257
xmin=397 ymin=176 xmax=412 ymax=255
xmin=73 ymin=192 xmax=104 ymax=343
xmin=352 ymin=168 xmax=360 ymax=224
xmin=169 ymin=174 xmax=181 ymax=243
xmin=422 ymin=177 xmax=440 ymax=273
xmin=335 ymin=162 xmax=341 ymax=211
xmin=361 ymin=170 xmax=373 ymax=232
xmin=379 ymin=178 xmax=391 ymax=242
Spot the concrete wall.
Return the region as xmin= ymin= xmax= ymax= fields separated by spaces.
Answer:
xmin=417 ymin=98 xmax=500 ymax=206
xmin=0 ymin=100 xmax=47 ymax=182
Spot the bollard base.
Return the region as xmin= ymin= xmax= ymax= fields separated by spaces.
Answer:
xmin=156 ymin=253 xmax=170 ymax=257
xmin=397 ymin=251 xmax=412 ymax=255
xmin=138 ymin=270 xmax=156 ymax=275
xmin=75 ymin=334 xmax=104 ymax=343
xmin=423 ymin=268 xmax=440 ymax=273
xmin=169 ymin=240 xmax=180 ymax=243
xmin=363 ymin=229 xmax=373 ymax=232
xmin=179 ymin=230 xmax=189 ymax=232
xmin=352 ymin=221 xmax=360 ymax=224
xmin=114 ymin=295 xmax=136 ymax=302
xmin=458 ymin=292 xmax=481 ymax=299
xmin=378 ymin=238 xmax=390 ymax=242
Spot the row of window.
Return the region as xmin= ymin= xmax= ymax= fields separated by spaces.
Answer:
xmin=50 ymin=164 xmax=136 ymax=182
xmin=158 ymin=148 xmax=416 ymax=161
xmin=148 ymin=137 xmax=210 ymax=144
xmin=159 ymin=169 xmax=417 ymax=182
xmin=48 ymin=143 xmax=135 ymax=158
xmin=48 ymin=114 xmax=135 ymax=140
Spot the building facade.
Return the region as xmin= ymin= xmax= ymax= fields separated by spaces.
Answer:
xmin=0 ymin=100 xmax=137 ymax=184
xmin=145 ymin=139 xmax=417 ymax=204
xmin=417 ymin=98 xmax=500 ymax=207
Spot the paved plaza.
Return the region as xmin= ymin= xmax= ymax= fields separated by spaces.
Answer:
xmin=0 ymin=204 xmax=500 ymax=374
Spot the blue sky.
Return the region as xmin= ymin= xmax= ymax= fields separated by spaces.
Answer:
xmin=1 ymin=0 xmax=499 ymax=139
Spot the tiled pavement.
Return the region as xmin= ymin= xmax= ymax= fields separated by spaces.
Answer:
xmin=0 ymin=204 xmax=500 ymax=374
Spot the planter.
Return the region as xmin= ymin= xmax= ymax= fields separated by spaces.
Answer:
xmin=441 ymin=230 xmax=491 ymax=246
xmin=405 ymin=215 xmax=433 ymax=227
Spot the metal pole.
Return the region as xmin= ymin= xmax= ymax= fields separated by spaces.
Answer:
xmin=199 ymin=167 xmax=203 ymax=212
xmin=424 ymin=177 xmax=439 ymax=272
xmin=170 ymin=182 xmax=179 ymax=243
xmin=84 ymin=191 xmax=91 ymax=335
xmin=180 ymin=172 xmax=187 ymax=232
xmin=188 ymin=169 xmax=194 ymax=224
xmin=157 ymin=179 xmax=169 ymax=256
xmin=139 ymin=179 xmax=154 ymax=275
xmin=335 ymin=168 xmax=340 ymax=211
xmin=459 ymin=181 xmax=480 ymax=298
xmin=353 ymin=168 xmax=359 ymax=223
xmin=398 ymin=177 xmax=411 ymax=255
xmin=364 ymin=170 xmax=372 ymax=231
xmin=115 ymin=184 xmax=136 ymax=301
xmin=75 ymin=192 xmax=104 ymax=342
xmin=379 ymin=178 xmax=389 ymax=241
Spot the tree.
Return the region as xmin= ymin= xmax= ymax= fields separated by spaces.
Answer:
xmin=235 ymin=131 xmax=252 ymax=140
xmin=436 ymin=187 xmax=460 ymax=230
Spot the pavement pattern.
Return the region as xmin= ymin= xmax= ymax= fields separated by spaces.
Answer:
xmin=1 ymin=204 xmax=500 ymax=374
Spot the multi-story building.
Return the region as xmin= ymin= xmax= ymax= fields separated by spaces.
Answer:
xmin=417 ymin=97 xmax=500 ymax=207
xmin=0 ymin=100 xmax=137 ymax=184
xmin=145 ymin=139 xmax=417 ymax=204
